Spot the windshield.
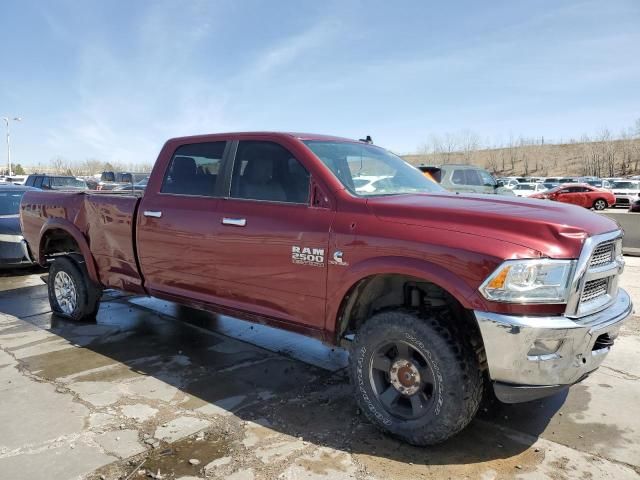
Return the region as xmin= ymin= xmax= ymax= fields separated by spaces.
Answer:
xmin=0 ymin=190 xmax=25 ymax=215
xmin=51 ymin=177 xmax=87 ymax=188
xmin=303 ymin=141 xmax=444 ymax=196
xmin=612 ymin=181 xmax=639 ymax=190
xmin=515 ymin=184 xmax=535 ymax=190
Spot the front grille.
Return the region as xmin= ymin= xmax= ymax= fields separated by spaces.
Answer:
xmin=615 ymin=197 xmax=630 ymax=205
xmin=589 ymin=241 xmax=614 ymax=267
xmin=581 ymin=278 xmax=609 ymax=303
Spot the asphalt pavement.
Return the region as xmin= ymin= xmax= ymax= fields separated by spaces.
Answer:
xmin=0 ymin=263 xmax=639 ymax=480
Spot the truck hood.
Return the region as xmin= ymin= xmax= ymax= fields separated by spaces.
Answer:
xmin=366 ymin=193 xmax=620 ymax=258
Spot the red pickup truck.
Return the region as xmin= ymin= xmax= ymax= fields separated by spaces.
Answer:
xmin=20 ymin=132 xmax=632 ymax=445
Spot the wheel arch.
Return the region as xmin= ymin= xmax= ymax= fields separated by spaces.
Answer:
xmin=329 ymin=256 xmax=486 ymax=345
xmin=38 ymin=219 xmax=100 ymax=284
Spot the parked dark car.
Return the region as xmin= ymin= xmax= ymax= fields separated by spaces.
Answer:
xmin=24 ymin=175 xmax=88 ymax=191
xmin=0 ymin=184 xmax=36 ymax=267
xmin=630 ymin=198 xmax=640 ymax=212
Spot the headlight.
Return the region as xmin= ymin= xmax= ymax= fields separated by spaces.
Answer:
xmin=0 ymin=234 xmax=23 ymax=243
xmin=479 ymin=259 xmax=575 ymax=303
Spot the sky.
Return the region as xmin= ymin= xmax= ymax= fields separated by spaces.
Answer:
xmin=1 ymin=0 xmax=639 ymax=167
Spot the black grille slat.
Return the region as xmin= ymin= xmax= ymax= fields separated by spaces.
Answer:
xmin=593 ymin=333 xmax=614 ymax=351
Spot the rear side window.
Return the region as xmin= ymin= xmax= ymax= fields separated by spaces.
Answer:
xmin=452 ymin=169 xmax=483 ymax=186
xmin=34 ymin=176 xmax=44 ymax=188
xmin=230 ymin=141 xmax=309 ymax=204
xmin=464 ymin=170 xmax=484 ymax=186
xmin=161 ymin=142 xmax=227 ymax=197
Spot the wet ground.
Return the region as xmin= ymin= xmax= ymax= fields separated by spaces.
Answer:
xmin=0 ymin=261 xmax=639 ymax=480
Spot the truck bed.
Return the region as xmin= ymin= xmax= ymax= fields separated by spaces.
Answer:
xmin=20 ymin=190 xmax=144 ymax=292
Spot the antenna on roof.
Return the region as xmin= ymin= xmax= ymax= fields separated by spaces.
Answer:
xmin=359 ymin=135 xmax=373 ymax=144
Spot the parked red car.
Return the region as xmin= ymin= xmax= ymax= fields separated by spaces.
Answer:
xmin=530 ymin=183 xmax=615 ymax=210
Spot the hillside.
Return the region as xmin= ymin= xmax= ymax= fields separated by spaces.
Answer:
xmin=403 ymin=138 xmax=640 ymax=178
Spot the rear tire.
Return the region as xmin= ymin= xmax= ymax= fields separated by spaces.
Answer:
xmin=349 ymin=310 xmax=483 ymax=446
xmin=593 ymin=199 xmax=607 ymax=210
xmin=48 ymin=256 xmax=102 ymax=321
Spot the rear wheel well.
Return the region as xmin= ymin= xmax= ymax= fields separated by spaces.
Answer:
xmin=41 ymin=229 xmax=82 ymax=260
xmin=336 ymin=274 xmax=486 ymax=369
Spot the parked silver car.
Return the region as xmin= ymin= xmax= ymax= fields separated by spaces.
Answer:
xmin=419 ymin=164 xmax=514 ymax=195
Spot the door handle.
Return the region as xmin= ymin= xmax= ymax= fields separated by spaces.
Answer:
xmin=222 ymin=217 xmax=246 ymax=227
xmin=143 ymin=210 xmax=162 ymax=218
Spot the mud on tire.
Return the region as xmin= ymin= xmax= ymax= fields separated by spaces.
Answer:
xmin=349 ymin=310 xmax=483 ymax=446
xmin=48 ymin=256 xmax=102 ymax=322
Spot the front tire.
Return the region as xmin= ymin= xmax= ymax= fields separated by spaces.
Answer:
xmin=349 ymin=310 xmax=483 ymax=446
xmin=593 ymin=199 xmax=607 ymax=211
xmin=48 ymin=256 xmax=102 ymax=321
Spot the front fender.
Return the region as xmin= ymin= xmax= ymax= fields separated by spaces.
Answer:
xmin=325 ymin=255 xmax=488 ymax=337
xmin=38 ymin=218 xmax=100 ymax=284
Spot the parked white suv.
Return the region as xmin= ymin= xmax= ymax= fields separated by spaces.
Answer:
xmin=611 ymin=180 xmax=640 ymax=207
xmin=512 ymin=182 xmax=547 ymax=197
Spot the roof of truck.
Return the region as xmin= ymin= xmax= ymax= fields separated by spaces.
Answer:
xmin=167 ymin=131 xmax=365 ymax=144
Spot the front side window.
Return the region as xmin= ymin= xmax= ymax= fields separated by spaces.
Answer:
xmin=304 ymin=141 xmax=443 ymax=197
xmin=161 ymin=142 xmax=226 ymax=197
xmin=230 ymin=141 xmax=310 ymax=203
xmin=478 ymin=170 xmax=496 ymax=186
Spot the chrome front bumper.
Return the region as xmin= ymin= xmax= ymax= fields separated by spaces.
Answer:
xmin=475 ymin=288 xmax=633 ymax=402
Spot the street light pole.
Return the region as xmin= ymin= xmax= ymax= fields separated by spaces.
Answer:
xmin=2 ymin=116 xmax=21 ymax=176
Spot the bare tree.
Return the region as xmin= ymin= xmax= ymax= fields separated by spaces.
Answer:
xmin=442 ymin=133 xmax=459 ymax=164
xmin=486 ymin=149 xmax=498 ymax=173
xmin=460 ymin=130 xmax=480 ymax=165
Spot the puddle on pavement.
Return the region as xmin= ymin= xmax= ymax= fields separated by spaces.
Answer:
xmin=142 ymin=433 xmax=230 ymax=478
xmin=91 ymin=431 xmax=232 ymax=480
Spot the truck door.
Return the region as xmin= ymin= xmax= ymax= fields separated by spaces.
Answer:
xmin=136 ymin=141 xmax=229 ymax=303
xmin=213 ymin=140 xmax=334 ymax=330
